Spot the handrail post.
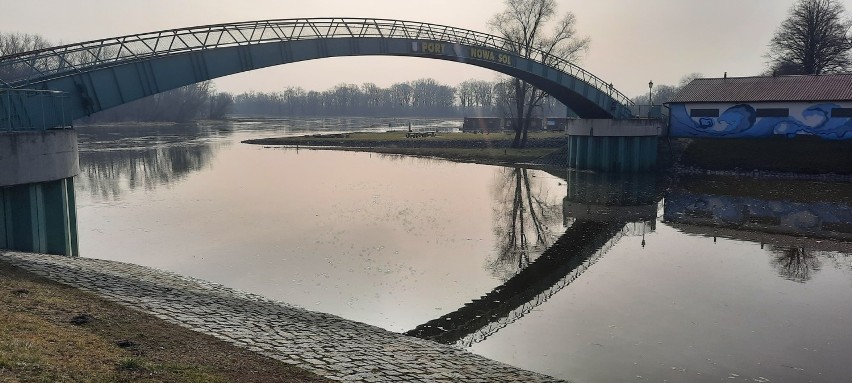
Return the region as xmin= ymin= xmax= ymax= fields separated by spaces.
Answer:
xmin=6 ymin=90 xmax=11 ymax=132
xmin=41 ymin=91 xmax=46 ymax=130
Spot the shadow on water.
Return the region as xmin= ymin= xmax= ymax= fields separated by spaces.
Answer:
xmin=407 ymin=170 xmax=661 ymax=346
xmin=76 ymin=123 xmax=229 ymax=200
xmin=663 ymin=175 xmax=852 ymax=283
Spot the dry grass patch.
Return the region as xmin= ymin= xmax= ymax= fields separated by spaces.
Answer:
xmin=244 ymin=130 xmax=567 ymax=165
xmin=0 ymin=259 xmax=331 ymax=383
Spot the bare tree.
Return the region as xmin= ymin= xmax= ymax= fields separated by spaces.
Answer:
xmin=489 ymin=0 xmax=589 ymax=148
xmin=208 ymin=93 xmax=234 ymax=120
xmin=0 ymin=32 xmax=53 ymax=83
xmin=767 ymin=0 xmax=852 ymax=75
xmin=0 ymin=32 xmax=51 ymax=56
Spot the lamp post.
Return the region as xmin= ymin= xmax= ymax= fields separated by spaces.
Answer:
xmin=648 ymin=80 xmax=654 ymax=105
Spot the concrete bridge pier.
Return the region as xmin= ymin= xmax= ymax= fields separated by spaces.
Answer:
xmin=566 ymin=119 xmax=662 ymax=172
xmin=0 ymin=130 xmax=79 ymax=256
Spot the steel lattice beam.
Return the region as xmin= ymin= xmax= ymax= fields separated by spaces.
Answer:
xmin=0 ymin=18 xmax=635 ymax=128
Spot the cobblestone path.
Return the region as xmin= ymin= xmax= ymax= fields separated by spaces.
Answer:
xmin=1 ymin=252 xmax=563 ymax=382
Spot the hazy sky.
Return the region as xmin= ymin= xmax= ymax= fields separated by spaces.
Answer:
xmin=3 ymin=0 xmax=851 ymax=98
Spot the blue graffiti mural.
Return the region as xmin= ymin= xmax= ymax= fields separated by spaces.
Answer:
xmin=670 ymin=103 xmax=852 ymax=139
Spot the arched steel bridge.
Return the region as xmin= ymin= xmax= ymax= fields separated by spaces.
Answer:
xmin=0 ymin=18 xmax=634 ymax=128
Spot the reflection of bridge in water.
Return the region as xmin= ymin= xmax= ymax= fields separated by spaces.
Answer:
xmin=407 ymin=172 xmax=659 ymax=346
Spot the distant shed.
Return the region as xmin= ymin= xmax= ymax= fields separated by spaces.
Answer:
xmin=666 ymin=74 xmax=852 ymax=140
xmin=462 ymin=117 xmax=503 ymax=133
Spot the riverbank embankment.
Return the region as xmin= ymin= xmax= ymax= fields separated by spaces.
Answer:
xmin=1 ymin=252 xmax=563 ymax=382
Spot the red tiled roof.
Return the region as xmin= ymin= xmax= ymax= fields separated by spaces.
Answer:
xmin=667 ymin=74 xmax=852 ymax=103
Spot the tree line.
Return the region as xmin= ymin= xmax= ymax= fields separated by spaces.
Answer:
xmin=229 ymin=78 xmax=568 ymax=118
xmin=79 ymin=82 xmax=234 ymax=123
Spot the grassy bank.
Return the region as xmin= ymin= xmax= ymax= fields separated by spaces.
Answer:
xmin=0 ymin=258 xmax=331 ymax=383
xmin=243 ymin=131 xmax=567 ymax=165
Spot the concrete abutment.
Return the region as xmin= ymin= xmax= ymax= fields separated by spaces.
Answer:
xmin=0 ymin=129 xmax=79 ymax=256
xmin=565 ymin=119 xmax=662 ymax=173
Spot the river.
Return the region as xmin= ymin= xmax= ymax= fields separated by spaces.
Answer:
xmin=74 ymin=118 xmax=852 ymax=383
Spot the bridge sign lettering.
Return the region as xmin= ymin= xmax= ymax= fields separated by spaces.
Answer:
xmin=411 ymin=42 xmax=510 ymax=66
xmin=470 ymin=47 xmax=512 ymax=65
xmin=412 ymin=41 xmax=446 ymax=54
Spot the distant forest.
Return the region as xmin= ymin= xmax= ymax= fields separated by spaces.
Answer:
xmin=78 ymin=77 xmax=575 ymax=123
xmin=81 ymin=81 xmax=234 ymax=123
xmin=229 ymin=79 xmax=570 ymax=118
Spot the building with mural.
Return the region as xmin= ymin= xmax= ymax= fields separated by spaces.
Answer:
xmin=667 ymin=74 xmax=852 ymax=140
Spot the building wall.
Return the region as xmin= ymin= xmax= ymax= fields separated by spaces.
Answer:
xmin=669 ymin=101 xmax=852 ymax=140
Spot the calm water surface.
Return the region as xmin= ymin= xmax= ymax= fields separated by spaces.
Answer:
xmin=75 ymin=119 xmax=852 ymax=383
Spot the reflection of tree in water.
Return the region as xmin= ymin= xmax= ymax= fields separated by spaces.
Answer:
xmin=76 ymin=125 xmax=223 ymax=200
xmin=489 ymin=167 xmax=563 ymax=281
xmin=770 ymin=246 xmax=823 ymax=283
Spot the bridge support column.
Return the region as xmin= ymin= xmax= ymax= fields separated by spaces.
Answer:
xmin=1 ymin=130 xmax=80 ymax=256
xmin=566 ymin=119 xmax=662 ymax=172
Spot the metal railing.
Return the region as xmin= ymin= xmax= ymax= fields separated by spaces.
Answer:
xmin=1 ymin=89 xmax=71 ymax=131
xmin=0 ymin=18 xmax=633 ymax=109
xmin=630 ymin=104 xmax=669 ymax=119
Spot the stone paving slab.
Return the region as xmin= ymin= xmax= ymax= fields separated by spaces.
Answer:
xmin=1 ymin=252 xmax=564 ymax=383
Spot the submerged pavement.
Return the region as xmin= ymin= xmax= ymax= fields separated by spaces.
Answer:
xmin=1 ymin=252 xmax=563 ymax=383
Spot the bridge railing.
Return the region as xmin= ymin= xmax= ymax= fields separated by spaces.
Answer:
xmin=0 ymin=89 xmax=71 ymax=131
xmin=630 ymin=104 xmax=669 ymax=119
xmin=0 ymin=18 xmax=633 ymax=110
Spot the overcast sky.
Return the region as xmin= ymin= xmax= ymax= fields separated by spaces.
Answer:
xmin=3 ymin=0 xmax=851 ymax=98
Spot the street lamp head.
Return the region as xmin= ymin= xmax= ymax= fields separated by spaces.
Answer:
xmin=648 ymin=80 xmax=654 ymax=107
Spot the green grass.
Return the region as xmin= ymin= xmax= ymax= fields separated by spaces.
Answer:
xmin=363 ymin=146 xmax=558 ymax=163
xmin=245 ymin=130 xmax=568 ymax=165
xmin=274 ymin=130 xmax=564 ymax=142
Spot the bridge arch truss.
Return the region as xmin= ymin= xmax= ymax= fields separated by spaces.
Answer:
xmin=0 ymin=18 xmax=634 ymax=128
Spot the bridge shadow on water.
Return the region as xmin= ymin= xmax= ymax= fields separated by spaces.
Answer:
xmin=407 ymin=170 xmax=661 ymax=346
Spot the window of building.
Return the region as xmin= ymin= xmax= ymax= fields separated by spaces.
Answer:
xmin=690 ymin=108 xmax=719 ymax=117
xmin=831 ymin=108 xmax=852 ymax=118
xmin=756 ymin=108 xmax=789 ymax=117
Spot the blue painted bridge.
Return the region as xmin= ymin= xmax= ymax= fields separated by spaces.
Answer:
xmin=0 ymin=18 xmax=634 ymax=128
